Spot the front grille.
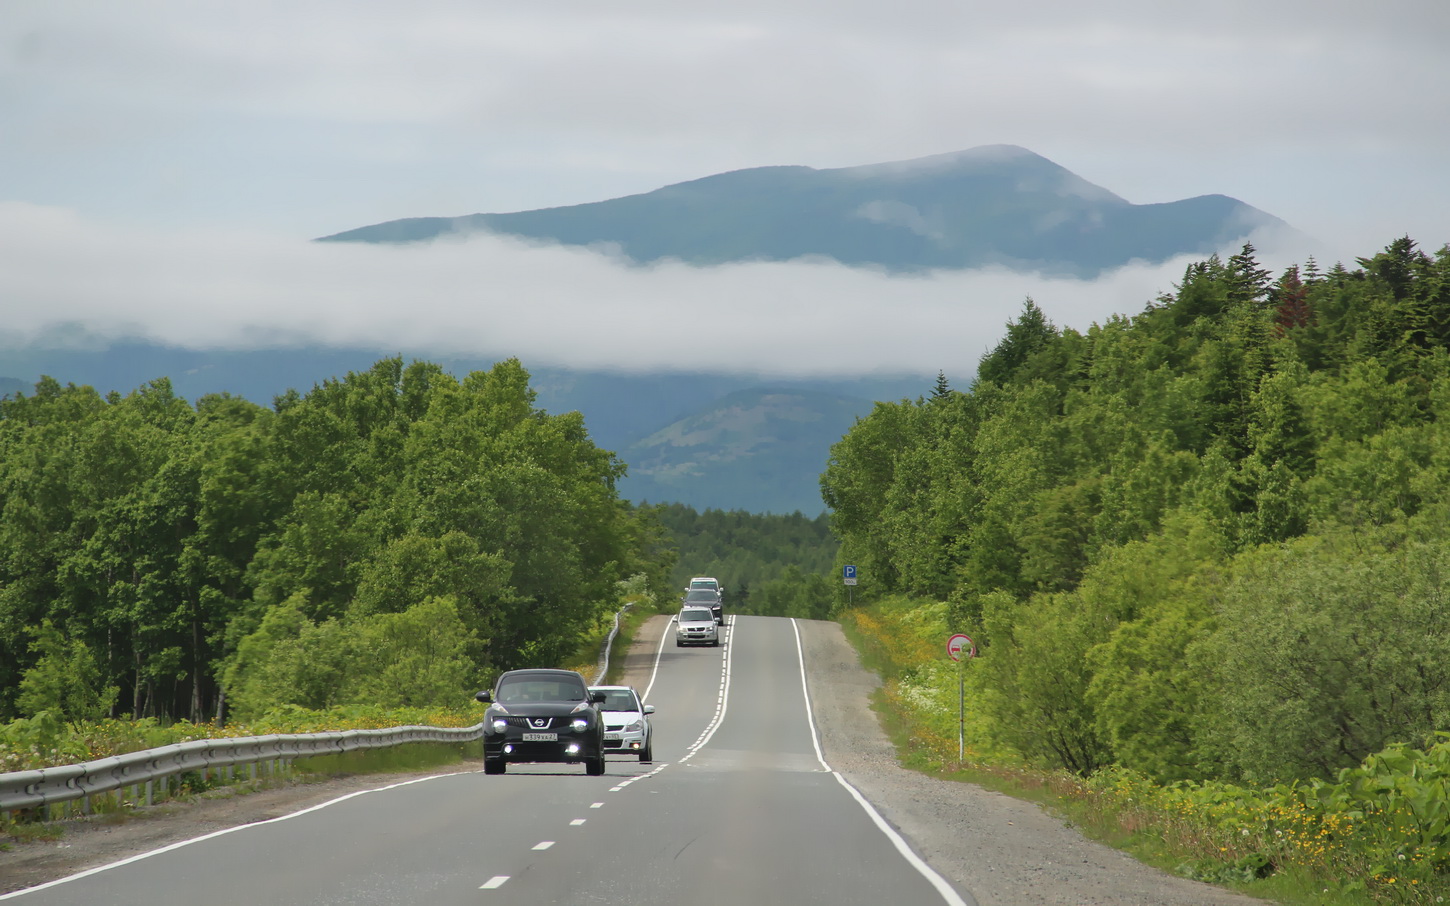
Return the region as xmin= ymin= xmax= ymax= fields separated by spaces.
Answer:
xmin=506 ymin=717 xmax=556 ymax=729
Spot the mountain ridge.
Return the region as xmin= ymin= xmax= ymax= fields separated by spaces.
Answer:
xmin=318 ymin=144 xmax=1297 ymax=277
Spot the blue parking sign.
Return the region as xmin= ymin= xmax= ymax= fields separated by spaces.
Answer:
xmin=843 ymin=565 xmax=857 ymax=586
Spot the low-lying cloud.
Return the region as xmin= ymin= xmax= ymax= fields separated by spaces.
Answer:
xmin=0 ymin=202 xmax=1304 ymax=379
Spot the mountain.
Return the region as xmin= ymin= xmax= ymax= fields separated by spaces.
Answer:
xmin=618 ymin=388 xmax=874 ymax=515
xmin=318 ymin=144 xmax=1296 ymax=277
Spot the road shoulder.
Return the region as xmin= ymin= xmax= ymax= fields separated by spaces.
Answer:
xmin=794 ymin=617 xmax=1266 ymax=906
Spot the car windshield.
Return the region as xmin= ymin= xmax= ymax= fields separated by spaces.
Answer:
xmin=681 ymin=608 xmax=713 ymax=622
xmin=690 ymin=580 xmax=716 ymax=589
xmin=595 ymin=690 xmax=640 ymax=711
xmin=495 ymin=677 xmax=586 ymax=703
xmin=684 ymin=589 xmax=718 ymax=603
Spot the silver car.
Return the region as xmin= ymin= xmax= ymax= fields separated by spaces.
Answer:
xmin=676 ymin=606 xmax=720 ymax=647
xmin=590 ymin=685 xmax=654 ymax=762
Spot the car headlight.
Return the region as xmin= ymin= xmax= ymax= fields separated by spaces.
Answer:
xmin=571 ymin=717 xmax=589 ymax=731
xmin=623 ymin=718 xmax=643 ymax=732
xmin=491 ymin=718 xmax=508 ymax=731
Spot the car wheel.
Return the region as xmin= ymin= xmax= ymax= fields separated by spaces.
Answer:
xmin=712 ymin=638 xmax=720 ymax=647
xmin=639 ymin=737 xmax=652 ymax=763
xmin=586 ymin=755 xmax=606 ymax=776
xmin=483 ymin=758 xmax=505 ymax=775
xmin=675 ymin=639 xmax=683 ymax=647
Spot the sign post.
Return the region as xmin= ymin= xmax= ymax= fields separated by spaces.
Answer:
xmin=946 ymin=633 xmax=975 ymax=762
xmin=842 ymin=565 xmax=857 ymax=605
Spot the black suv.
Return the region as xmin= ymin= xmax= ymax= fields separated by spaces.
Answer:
xmin=683 ymin=587 xmax=723 ymax=624
xmin=476 ymin=669 xmax=607 ymax=775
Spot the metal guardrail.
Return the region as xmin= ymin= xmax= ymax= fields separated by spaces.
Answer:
xmin=0 ymin=724 xmax=485 ymax=813
xmin=591 ymin=602 xmax=632 ymax=685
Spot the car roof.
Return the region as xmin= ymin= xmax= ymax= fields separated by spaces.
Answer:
xmin=588 ymin=685 xmax=637 ymax=692
xmin=498 ymin=668 xmax=585 ymax=680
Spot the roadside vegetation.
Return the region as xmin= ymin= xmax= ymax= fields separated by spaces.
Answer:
xmin=654 ymin=503 xmax=837 ymax=618
xmin=825 ymin=237 xmax=1450 ymax=903
xmin=0 ymin=358 xmax=679 ymax=772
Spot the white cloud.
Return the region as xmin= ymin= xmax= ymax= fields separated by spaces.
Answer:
xmin=0 ymin=202 xmax=1290 ymax=379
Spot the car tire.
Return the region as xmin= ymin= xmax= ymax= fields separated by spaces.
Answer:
xmin=483 ymin=758 xmax=505 ymax=775
xmin=585 ymin=754 xmax=606 ymax=776
xmin=639 ymin=737 xmax=652 ymax=763
xmin=675 ymin=639 xmax=683 ymax=647
xmin=712 ymin=638 xmax=720 ymax=647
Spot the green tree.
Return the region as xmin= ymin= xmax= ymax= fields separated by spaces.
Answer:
xmin=16 ymin=621 xmax=118 ymax=721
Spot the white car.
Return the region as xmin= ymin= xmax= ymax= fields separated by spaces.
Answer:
xmin=676 ymin=606 xmax=720 ymax=647
xmin=590 ymin=685 xmax=654 ymax=762
xmin=688 ymin=576 xmax=723 ymax=597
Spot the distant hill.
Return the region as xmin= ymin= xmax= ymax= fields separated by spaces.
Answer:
xmin=0 ymin=376 xmax=29 ymax=398
xmin=318 ymin=144 xmax=1297 ymax=277
xmin=618 ymin=387 xmax=874 ymax=515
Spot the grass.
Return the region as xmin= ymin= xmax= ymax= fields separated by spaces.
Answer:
xmin=291 ymin=740 xmax=482 ymax=778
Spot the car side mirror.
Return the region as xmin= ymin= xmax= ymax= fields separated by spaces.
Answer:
xmin=644 ymin=705 xmax=655 ymax=714
xmin=475 ymin=690 xmax=492 ymax=704
xmin=590 ymin=690 xmax=607 ymax=704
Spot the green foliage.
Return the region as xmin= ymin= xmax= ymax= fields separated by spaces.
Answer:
xmin=0 ymin=356 xmax=667 ymax=724
xmin=747 ymin=566 xmax=836 ymax=619
xmin=1206 ymin=523 xmax=1450 ymax=784
xmin=653 ymin=503 xmax=838 ymax=612
xmin=822 ymin=235 xmax=1450 ymax=802
xmin=16 ymin=621 xmax=117 ymax=722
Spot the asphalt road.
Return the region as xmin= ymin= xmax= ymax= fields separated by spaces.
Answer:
xmin=3 ymin=615 xmax=971 ymax=906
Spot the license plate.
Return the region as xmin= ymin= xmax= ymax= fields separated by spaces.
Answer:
xmin=521 ymin=732 xmax=558 ymax=742
xmin=604 ymin=734 xmax=622 ymax=741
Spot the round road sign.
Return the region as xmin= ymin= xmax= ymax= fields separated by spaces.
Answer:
xmin=947 ymin=633 xmax=975 ymax=661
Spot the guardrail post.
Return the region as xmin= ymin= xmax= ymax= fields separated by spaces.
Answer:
xmin=145 ymin=778 xmax=154 ymax=807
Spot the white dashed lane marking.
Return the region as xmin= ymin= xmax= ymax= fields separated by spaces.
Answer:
xmin=480 ymin=876 xmax=509 ymax=890
xmin=532 ymin=841 xmax=554 ymax=851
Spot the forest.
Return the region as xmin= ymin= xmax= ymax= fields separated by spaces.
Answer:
xmin=0 ymin=357 xmax=674 ymax=725
xmin=654 ymin=503 xmax=839 ymax=619
xmin=822 ymin=236 xmax=1450 ymax=787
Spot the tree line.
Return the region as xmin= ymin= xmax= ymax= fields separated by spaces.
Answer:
xmin=822 ymin=237 xmax=1450 ymax=784
xmin=653 ymin=503 xmax=839 ymax=619
xmin=0 ymin=357 xmax=673 ymax=724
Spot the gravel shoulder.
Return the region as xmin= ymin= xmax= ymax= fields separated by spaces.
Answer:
xmin=2 ymin=614 xmax=1266 ymax=904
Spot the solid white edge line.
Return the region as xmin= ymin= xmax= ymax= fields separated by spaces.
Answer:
xmin=789 ymin=618 xmax=975 ymax=906
xmin=641 ymin=612 xmax=672 ymax=702
xmin=0 ymin=771 xmax=474 ymax=901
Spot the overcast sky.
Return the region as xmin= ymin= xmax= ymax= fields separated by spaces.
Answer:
xmin=3 ymin=0 xmax=1447 ymax=380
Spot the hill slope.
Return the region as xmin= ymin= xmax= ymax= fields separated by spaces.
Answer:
xmin=618 ymin=387 xmax=874 ymax=515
